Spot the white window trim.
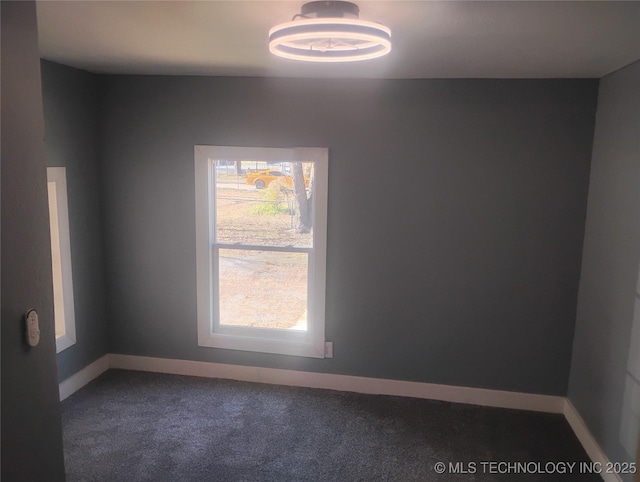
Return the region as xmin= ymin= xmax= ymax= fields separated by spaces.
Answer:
xmin=194 ymin=145 xmax=328 ymax=358
xmin=47 ymin=167 xmax=77 ymax=353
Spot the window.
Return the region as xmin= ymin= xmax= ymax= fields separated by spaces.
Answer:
xmin=194 ymin=146 xmax=328 ymax=358
xmin=47 ymin=167 xmax=76 ymax=353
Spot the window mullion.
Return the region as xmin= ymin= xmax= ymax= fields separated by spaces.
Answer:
xmin=214 ymin=243 xmax=312 ymax=254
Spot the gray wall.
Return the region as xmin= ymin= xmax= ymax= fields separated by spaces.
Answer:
xmin=100 ymin=75 xmax=598 ymax=396
xmin=40 ymin=60 xmax=109 ymax=382
xmin=569 ymin=60 xmax=640 ymax=479
xmin=0 ymin=2 xmax=67 ymax=480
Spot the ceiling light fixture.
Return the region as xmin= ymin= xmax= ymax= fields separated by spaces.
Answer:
xmin=269 ymin=1 xmax=391 ymax=63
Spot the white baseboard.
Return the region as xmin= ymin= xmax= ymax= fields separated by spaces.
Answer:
xmin=563 ymin=399 xmax=622 ymax=482
xmin=60 ymin=353 xmax=619 ymax=482
xmin=108 ymin=353 xmax=565 ymax=413
xmin=58 ymin=354 xmax=110 ymax=401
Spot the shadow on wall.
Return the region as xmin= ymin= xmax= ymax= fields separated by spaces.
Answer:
xmin=636 ymin=438 xmax=640 ymax=482
xmin=621 ymin=268 xmax=640 ymax=463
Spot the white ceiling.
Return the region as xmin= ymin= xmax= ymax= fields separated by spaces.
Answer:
xmin=36 ymin=1 xmax=640 ymax=79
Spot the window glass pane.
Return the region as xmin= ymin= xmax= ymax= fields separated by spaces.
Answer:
xmin=215 ymin=160 xmax=313 ymax=248
xmin=48 ymin=182 xmax=66 ymax=339
xmin=218 ymin=249 xmax=308 ymax=331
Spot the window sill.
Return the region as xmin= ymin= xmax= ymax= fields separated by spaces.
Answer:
xmin=198 ymin=332 xmax=325 ymax=358
xmin=56 ymin=333 xmax=76 ymax=354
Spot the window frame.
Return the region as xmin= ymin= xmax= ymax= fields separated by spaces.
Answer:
xmin=194 ymin=145 xmax=328 ymax=358
xmin=47 ymin=167 xmax=77 ymax=353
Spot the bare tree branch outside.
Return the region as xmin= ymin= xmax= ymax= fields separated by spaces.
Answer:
xmin=292 ymin=162 xmax=312 ymax=233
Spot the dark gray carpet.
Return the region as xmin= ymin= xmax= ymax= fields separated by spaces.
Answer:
xmin=61 ymin=370 xmax=598 ymax=481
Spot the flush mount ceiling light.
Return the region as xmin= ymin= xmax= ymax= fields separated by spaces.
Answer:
xmin=269 ymin=1 xmax=391 ymax=63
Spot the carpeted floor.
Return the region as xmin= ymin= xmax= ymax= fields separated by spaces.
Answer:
xmin=61 ymin=370 xmax=599 ymax=482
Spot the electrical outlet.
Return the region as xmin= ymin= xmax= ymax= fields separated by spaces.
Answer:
xmin=324 ymin=341 xmax=333 ymax=358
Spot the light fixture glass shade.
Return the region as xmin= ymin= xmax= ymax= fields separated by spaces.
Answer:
xmin=269 ymin=17 xmax=391 ymax=63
